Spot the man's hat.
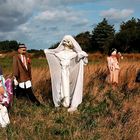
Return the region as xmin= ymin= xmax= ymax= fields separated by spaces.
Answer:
xmin=18 ymin=44 xmax=27 ymax=49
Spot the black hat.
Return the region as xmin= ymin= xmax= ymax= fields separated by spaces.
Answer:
xmin=18 ymin=44 xmax=27 ymax=49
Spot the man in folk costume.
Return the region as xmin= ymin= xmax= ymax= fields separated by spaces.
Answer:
xmin=13 ymin=44 xmax=41 ymax=106
xmin=44 ymin=35 xmax=88 ymax=112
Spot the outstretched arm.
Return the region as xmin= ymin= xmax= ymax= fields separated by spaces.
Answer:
xmin=44 ymin=49 xmax=55 ymax=54
xmin=117 ymin=52 xmax=123 ymax=61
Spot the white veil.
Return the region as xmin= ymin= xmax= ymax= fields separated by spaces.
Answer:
xmin=44 ymin=35 xmax=88 ymax=108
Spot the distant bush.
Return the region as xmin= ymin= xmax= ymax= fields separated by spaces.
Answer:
xmin=0 ymin=40 xmax=18 ymax=51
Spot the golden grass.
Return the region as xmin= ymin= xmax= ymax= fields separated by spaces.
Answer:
xmin=0 ymin=53 xmax=140 ymax=139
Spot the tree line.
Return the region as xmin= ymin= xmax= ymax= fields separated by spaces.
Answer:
xmin=0 ymin=17 xmax=140 ymax=53
xmin=0 ymin=40 xmax=18 ymax=52
xmin=52 ymin=17 xmax=140 ymax=53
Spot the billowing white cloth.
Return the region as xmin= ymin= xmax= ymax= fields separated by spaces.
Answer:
xmin=0 ymin=104 xmax=10 ymax=127
xmin=44 ymin=35 xmax=88 ymax=108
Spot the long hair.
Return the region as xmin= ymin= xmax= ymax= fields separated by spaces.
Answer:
xmin=108 ymin=48 xmax=117 ymax=56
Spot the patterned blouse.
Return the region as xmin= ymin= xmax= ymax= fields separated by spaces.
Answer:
xmin=0 ymin=75 xmax=13 ymax=107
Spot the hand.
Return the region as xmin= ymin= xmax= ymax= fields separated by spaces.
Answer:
xmin=118 ymin=52 xmax=121 ymax=55
xmin=118 ymin=52 xmax=123 ymax=59
xmin=44 ymin=49 xmax=48 ymax=54
xmin=14 ymin=78 xmax=18 ymax=86
xmin=0 ymin=86 xmax=5 ymax=95
xmin=44 ymin=49 xmax=55 ymax=54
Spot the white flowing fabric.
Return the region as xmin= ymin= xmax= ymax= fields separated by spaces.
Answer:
xmin=0 ymin=104 xmax=10 ymax=127
xmin=44 ymin=35 xmax=88 ymax=109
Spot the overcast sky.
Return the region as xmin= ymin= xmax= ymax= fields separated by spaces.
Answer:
xmin=0 ymin=0 xmax=140 ymax=49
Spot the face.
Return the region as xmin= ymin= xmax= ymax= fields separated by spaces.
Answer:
xmin=111 ymin=50 xmax=117 ymax=56
xmin=18 ymin=47 xmax=27 ymax=54
xmin=62 ymin=39 xmax=73 ymax=49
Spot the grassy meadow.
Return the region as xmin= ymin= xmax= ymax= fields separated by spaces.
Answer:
xmin=0 ymin=53 xmax=140 ymax=140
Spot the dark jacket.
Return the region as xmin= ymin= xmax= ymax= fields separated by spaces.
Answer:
xmin=13 ymin=53 xmax=31 ymax=83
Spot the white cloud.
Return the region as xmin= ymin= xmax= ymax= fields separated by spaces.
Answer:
xmin=34 ymin=9 xmax=81 ymax=22
xmin=100 ymin=8 xmax=134 ymax=20
xmin=0 ymin=0 xmax=35 ymax=32
xmin=36 ymin=0 xmax=96 ymax=7
xmin=0 ymin=0 xmax=90 ymax=48
xmin=0 ymin=0 xmax=139 ymax=49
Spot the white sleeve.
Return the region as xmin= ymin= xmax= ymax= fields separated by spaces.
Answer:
xmin=77 ymin=51 xmax=88 ymax=64
xmin=44 ymin=49 xmax=55 ymax=54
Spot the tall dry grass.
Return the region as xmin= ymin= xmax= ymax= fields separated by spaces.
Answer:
xmin=0 ymin=53 xmax=139 ymax=139
xmin=25 ymin=54 xmax=140 ymax=140
xmin=32 ymin=54 xmax=140 ymax=101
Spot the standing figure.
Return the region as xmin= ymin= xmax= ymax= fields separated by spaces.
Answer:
xmin=107 ymin=48 xmax=123 ymax=85
xmin=44 ymin=35 xmax=88 ymax=112
xmin=13 ymin=44 xmax=41 ymax=106
xmin=0 ymin=66 xmax=10 ymax=127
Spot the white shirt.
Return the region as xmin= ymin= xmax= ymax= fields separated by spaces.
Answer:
xmin=20 ymin=54 xmax=28 ymax=69
xmin=19 ymin=80 xmax=32 ymax=89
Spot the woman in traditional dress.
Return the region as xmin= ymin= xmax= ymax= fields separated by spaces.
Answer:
xmin=44 ymin=35 xmax=88 ymax=112
xmin=107 ymin=48 xmax=123 ymax=85
xmin=0 ymin=66 xmax=10 ymax=127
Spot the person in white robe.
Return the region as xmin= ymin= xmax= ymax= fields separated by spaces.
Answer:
xmin=44 ymin=35 xmax=88 ymax=112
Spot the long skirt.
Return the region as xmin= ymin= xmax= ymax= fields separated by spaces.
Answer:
xmin=106 ymin=69 xmax=119 ymax=84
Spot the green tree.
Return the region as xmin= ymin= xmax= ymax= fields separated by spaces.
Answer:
xmin=49 ymin=32 xmax=92 ymax=52
xmin=75 ymin=31 xmax=92 ymax=52
xmin=0 ymin=40 xmax=18 ymax=51
xmin=114 ymin=17 xmax=140 ymax=53
xmin=9 ymin=40 xmax=19 ymax=50
xmin=92 ymin=18 xmax=115 ymax=53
